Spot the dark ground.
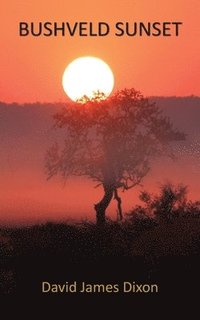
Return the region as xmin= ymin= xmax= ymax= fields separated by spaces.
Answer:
xmin=0 ymin=217 xmax=199 ymax=313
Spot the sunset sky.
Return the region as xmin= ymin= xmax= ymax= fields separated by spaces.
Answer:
xmin=1 ymin=0 xmax=200 ymax=103
xmin=0 ymin=1 xmax=200 ymax=225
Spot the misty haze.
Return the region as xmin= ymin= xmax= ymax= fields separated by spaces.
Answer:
xmin=0 ymin=96 xmax=200 ymax=225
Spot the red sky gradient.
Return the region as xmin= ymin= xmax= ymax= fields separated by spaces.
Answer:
xmin=1 ymin=0 xmax=200 ymax=103
xmin=0 ymin=1 xmax=200 ymax=225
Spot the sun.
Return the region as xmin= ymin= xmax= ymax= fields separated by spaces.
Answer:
xmin=62 ymin=56 xmax=114 ymax=102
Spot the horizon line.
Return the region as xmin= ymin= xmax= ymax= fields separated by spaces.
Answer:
xmin=1 ymin=94 xmax=200 ymax=106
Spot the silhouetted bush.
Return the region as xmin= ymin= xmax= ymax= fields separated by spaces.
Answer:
xmin=126 ymin=207 xmax=157 ymax=232
xmin=128 ymin=183 xmax=200 ymax=224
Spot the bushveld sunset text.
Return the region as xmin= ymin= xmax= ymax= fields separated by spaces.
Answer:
xmin=19 ymin=21 xmax=183 ymax=37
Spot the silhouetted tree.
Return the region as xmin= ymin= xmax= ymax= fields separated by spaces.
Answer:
xmin=45 ymin=89 xmax=185 ymax=226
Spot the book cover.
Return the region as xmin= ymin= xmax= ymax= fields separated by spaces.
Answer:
xmin=0 ymin=0 xmax=199 ymax=311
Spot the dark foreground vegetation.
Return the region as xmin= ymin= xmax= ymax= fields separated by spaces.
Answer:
xmin=0 ymin=184 xmax=200 ymax=302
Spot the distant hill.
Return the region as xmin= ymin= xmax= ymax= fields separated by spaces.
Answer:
xmin=151 ymin=96 xmax=200 ymax=134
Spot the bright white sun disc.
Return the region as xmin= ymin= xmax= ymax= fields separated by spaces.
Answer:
xmin=62 ymin=57 xmax=114 ymax=102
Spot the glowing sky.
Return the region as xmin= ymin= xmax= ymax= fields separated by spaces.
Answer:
xmin=0 ymin=1 xmax=200 ymax=225
xmin=1 ymin=0 xmax=200 ymax=103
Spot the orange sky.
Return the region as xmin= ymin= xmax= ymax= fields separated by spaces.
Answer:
xmin=1 ymin=0 xmax=200 ymax=103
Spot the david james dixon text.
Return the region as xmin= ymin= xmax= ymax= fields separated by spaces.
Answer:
xmin=19 ymin=21 xmax=182 ymax=37
xmin=42 ymin=281 xmax=159 ymax=294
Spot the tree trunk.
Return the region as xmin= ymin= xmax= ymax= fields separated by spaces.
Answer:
xmin=114 ymin=188 xmax=123 ymax=221
xmin=94 ymin=184 xmax=114 ymax=227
